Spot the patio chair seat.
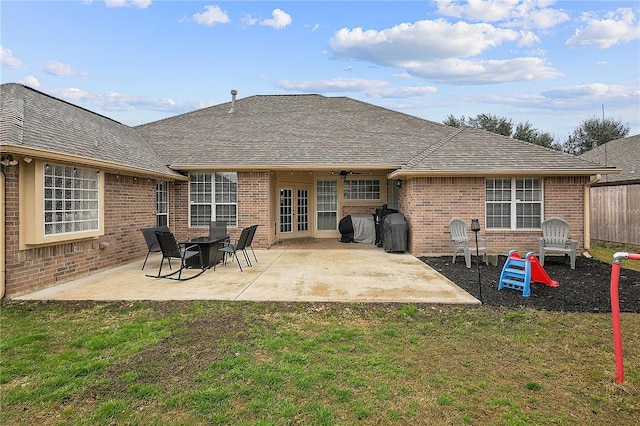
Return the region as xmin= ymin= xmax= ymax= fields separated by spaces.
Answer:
xmin=539 ymin=217 xmax=577 ymax=269
xmin=140 ymin=226 xmax=170 ymax=270
xmin=146 ymin=231 xmax=206 ymax=281
xmin=449 ymin=218 xmax=488 ymax=268
xmin=216 ymin=226 xmax=253 ymax=272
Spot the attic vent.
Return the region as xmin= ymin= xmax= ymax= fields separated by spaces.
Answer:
xmin=228 ymin=89 xmax=237 ymax=113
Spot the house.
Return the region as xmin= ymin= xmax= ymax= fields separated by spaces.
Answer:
xmin=579 ymin=135 xmax=640 ymax=246
xmin=1 ymin=83 xmax=616 ymax=297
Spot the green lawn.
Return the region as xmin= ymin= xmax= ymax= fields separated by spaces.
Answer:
xmin=1 ymin=301 xmax=638 ymax=425
xmin=591 ymin=241 xmax=640 ymax=271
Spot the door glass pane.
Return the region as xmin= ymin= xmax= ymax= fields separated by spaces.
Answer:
xmin=297 ymin=189 xmax=309 ymax=231
xmin=280 ymin=189 xmax=292 ymax=233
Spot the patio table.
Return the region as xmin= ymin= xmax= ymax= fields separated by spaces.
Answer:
xmin=180 ymin=236 xmax=227 ymax=269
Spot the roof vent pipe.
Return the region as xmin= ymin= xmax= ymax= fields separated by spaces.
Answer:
xmin=229 ymin=89 xmax=237 ymax=113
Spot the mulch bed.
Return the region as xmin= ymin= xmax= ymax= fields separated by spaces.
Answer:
xmin=420 ymin=255 xmax=640 ymax=313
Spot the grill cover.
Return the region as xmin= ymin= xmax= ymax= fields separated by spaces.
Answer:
xmin=382 ymin=213 xmax=408 ymax=252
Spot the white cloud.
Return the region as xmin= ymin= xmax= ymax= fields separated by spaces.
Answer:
xmin=1 ymin=46 xmax=23 ymax=68
xmin=403 ymin=57 xmax=562 ymax=84
xmin=542 ymin=83 xmax=639 ymax=101
xmin=330 ymin=20 xmax=520 ymax=63
xmin=435 ymin=0 xmax=569 ymax=29
xmin=48 ymin=87 xmax=204 ymax=114
xmin=44 ymin=60 xmax=88 ymax=76
xmin=260 ymin=9 xmax=292 ymax=29
xmin=240 ymin=12 xmax=258 ymax=27
xmin=275 ymin=77 xmax=437 ymax=98
xmin=19 ymin=76 xmax=40 ymax=88
xmin=188 ymin=5 xmax=230 ymax=26
xmin=565 ymin=8 xmax=640 ymax=48
xmin=105 ymin=0 xmax=151 ymax=9
xmin=329 ymin=19 xmax=560 ymax=84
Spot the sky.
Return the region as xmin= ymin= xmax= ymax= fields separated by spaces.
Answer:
xmin=1 ymin=0 xmax=639 ymax=143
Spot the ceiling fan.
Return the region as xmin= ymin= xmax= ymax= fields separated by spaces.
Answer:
xmin=331 ymin=170 xmax=362 ymax=179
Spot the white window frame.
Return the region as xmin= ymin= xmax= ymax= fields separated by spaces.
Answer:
xmin=189 ymin=172 xmax=238 ymax=227
xmin=343 ymin=178 xmax=381 ymax=200
xmin=316 ymin=179 xmax=338 ymax=231
xmin=155 ymin=181 xmax=168 ymax=227
xmin=485 ymin=177 xmax=543 ymax=230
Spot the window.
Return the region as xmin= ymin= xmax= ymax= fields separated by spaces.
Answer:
xmin=343 ymin=179 xmax=380 ymax=200
xmin=44 ymin=163 xmax=99 ymax=235
xmin=189 ymin=172 xmax=237 ymax=227
xmin=316 ymin=179 xmax=337 ymax=231
xmin=486 ymin=178 xmax=542 ymax=229
xmin=20 ymin=160 xmax=104 ymax=247
xmin=156 ymin=181 xmax=168 ymax=227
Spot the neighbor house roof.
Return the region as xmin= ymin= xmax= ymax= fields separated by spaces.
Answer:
xmin=0 ymin=83 xmax=182 ymax=179
xmin=137 ymin=93 xmax=616 ymax=177
xmin=579 ymin=135 xmax=640 ymax=184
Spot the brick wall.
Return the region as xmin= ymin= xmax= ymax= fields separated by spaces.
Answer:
xmin=402 ymin=176 xmax=588 ymax=256
xmin=4 ymin=170 xmax=160 ymax=296
xmin=171 ymin=171 xmax=271 ymax=248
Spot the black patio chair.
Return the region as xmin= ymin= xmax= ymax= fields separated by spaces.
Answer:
xmin=140 ymin=226 xmax=170 ymax=270
xmin=246 ymin=224 xmax=259 ymax=263
xmin=209 ymin=221 xmax=230 ymax=241
xmin=146 ymin=231 xmax=206 ymax=281
xmin=216 ymin=226 xmax=253 ymax=272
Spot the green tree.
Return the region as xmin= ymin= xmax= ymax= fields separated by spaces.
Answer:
xmin=513 ymin=122 xmax=559 ymax=150
xmin=443 ymin=114 xmax=557 ymax=148
xmin=563 ymin=117 xmax=630 ymax=155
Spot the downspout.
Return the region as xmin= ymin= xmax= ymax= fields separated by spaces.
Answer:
xmin=583 ymin=173 xmax=601 ymax=251
xmin=1 ymin=169 xmax=5 ymax=299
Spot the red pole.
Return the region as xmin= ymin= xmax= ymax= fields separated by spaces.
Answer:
xmin=610 ymin=252 xmax=640 ymax=384
xmin=610 ymin=261 xmax=623 ymax=383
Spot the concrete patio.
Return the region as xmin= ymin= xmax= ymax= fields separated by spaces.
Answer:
xmin=13 ymin=242 xmax=480 ymax=304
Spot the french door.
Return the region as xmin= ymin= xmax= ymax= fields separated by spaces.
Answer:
xmin=279 ymin=187 xmax=310 ymax=239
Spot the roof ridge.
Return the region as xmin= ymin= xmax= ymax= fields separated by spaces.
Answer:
xmin=404 ymin=126 xmax=465 ymax=168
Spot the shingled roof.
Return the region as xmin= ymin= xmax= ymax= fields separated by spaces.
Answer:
xmin=0 ymin=83 xmax=181 ymax=179
xmin=137 ymin=93 xmax=615 ymax=177
xmin=135 ymin=94 xmax=454 ymax=169
xmin=579 ymin=135 xmax=640 ymax=184
xmin=394 ymin=125 xmax=615 ymax=176
xmin=1 ymin=84 xmax=618 ymax=178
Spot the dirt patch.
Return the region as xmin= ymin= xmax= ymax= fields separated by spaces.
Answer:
xmin=420 ymin=255 xmax=640 ymax=313
xmin=81 ymin=310 xmax=255 ymax=401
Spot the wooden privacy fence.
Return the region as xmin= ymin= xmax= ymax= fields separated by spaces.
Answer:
xmin=590 ymin=184 xmax=640 ymax=246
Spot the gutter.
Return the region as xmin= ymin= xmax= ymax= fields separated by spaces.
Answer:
xmin=1 ymin=145 xmax=186 ymax=181
xmin=583 ymin=173 xmax=602 ymax=251
xmin=388 ymin=168 xmax=619 ymax=179
xmin=1 ymin=169 xmax=5 ymax=299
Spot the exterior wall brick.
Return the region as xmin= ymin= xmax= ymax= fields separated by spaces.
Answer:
xmin=171 ymin=171 xmax=271 ymax=249
xmin=4 ymin=170 xmax=161 ymax=297
xmin=402 ymin=176 xmax=588 ymax=256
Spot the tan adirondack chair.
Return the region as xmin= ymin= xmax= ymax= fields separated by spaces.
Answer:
xmin=538 ymin=217 xmax=577 ymax=269
xmin=449 ymin=218 xmax=487 ymax=268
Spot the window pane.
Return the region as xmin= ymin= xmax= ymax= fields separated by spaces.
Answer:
xmin=189 ymin=172 xmax=238 ymax=228
xmin=317 ymin=212 xmax=337 ymax=231
xmin=317 ymin=179 xmax=337 ymax=230
xmin=343 ymin=179 xmax=380 ymax=200
xmin=43 ymin=163 xmax=99 ymax=235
